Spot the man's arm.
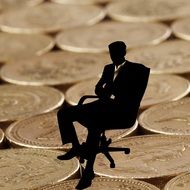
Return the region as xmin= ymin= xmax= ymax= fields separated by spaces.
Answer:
xmin=95 ymin=65 xmax=113 ymax=99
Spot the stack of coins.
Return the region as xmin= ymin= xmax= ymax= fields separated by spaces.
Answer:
xmin=0 ymin=0 xmax=190 ymax=189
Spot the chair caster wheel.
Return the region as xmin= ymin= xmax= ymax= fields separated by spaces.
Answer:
xmin=110 ymin=163 xmax=115 ymax=168
xmin=125 ymin=148 xmax=130 ymax=154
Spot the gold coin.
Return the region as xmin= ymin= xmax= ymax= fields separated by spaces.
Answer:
xmin=5 ymin=111 xmax=138 ymax=150
xmin=172 ymin=17 xmax=190 ymax=41
xmin=0 ymin=32 xmax=54 ymax=63
xmin=0 ymin=128 xmax=4 ymax=147
xmin=65 ymin=74 xmax=190 ymax=109
xmin=139 ymin=97 xmax=190 ymax=135
xmin=141 ymin=74 xmax=190 ymax=109
xmin=107 ymin=0 xmax=190 ymax=22
xmin=0 ymin=0 xmax=44 ymax=10
xmin=0 ymin=2 xmax=105 ymax=34
xmin=0 ymin=148 xmax=79 ymax=189
xmin=50 ymin=0 xmax=115 ymax=5
xmin=55 ymin=21 xmax=171 ymax=53
xmin=164 ymin=172 xmax=190 ymax=190
xmin=94 ymin=135 xmax=190 ymax=181
xmin=39 ymin=178 xmax=160 ymax=190
xmin=127 ymin=40 xmax=190 ymax=74
xmin=0 ymin=85 xmax=64 ymax=122
xmin=0 ymin=51 xmax=109 ymax=86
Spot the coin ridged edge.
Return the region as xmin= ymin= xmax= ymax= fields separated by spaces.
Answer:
xmin=138 ymin=97 xmax=190 ymax=135
xmin=40 ymin=177 xmax=160 ymax=189
xmin=0 ymin=128 xmax=5 ymax=147
xmin=164 ymin=172 xmax=190 ymax=190
xmin=95 ymin=134 xmax=190 ymax=179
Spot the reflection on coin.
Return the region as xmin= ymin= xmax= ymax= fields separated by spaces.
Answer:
xmin=5 ymin=111 xmax=138 ymax=150
xmin=164 ymin=172 xmax=190 ymax=190
xmin=51 ymin=0 xmax=115 ymax=4
xmin=0 ymin=148 xmax=79 ymax=189
xmin=127 ymin=40 xmax=190 ymax=74
xmin=0 ymin=3 xmax=105 ymax=34
xmin=94 ymin=135 xmax=190 ymax=182
xmin=107 ymin=0 xmax=190 ymax=22
xmin=0 ymin=51 xmax=109 ymax=86
xmin=0 ymin=33 xmax=54 ymax=63
xmin=0 ymin=85 xmax=64 ymax=122
xmin=172 ymin=17 xmax=190 ymax=41
xmin=139 ymin=97 xmax=190 ymax=135
xmin=39 ymin=178 xmax=159 ymax=190
xmin=0 ymin=0 xmax=44 ymax=10
xmin=56 ymin=21 xmax=170 ymax=53
xmin=0 ymin=128 xmax=4 ymax=147
xmin=141 ymin=74 xmax=190 ymax=109
xmin=65 ymin=74 xmax=190 ymax=109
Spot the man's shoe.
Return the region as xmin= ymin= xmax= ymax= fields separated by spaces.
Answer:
xmin=57 ymin=146 xmax=79 ymax=160
xmin=75 ymin=170 xmax=95 ymax=189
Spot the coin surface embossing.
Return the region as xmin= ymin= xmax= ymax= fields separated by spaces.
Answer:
xmin=0 ymin=148 xmax=79 ymax=190
xmin=139 ymin=97 xmax=190 ymax=135
xmin=94 ymin=135 xmax=190 ymax=180
xmin=39 ymin=178 xmax=160 ymax=190
xmin=0 ymin=85 xmax=64 ymax=122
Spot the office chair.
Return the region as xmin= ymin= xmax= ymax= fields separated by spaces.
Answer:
xmin=77 ymin=95 xmax=132 ymax=168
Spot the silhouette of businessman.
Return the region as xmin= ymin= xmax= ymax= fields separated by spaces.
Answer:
xmin=57 ymin=41 xmax=150 ymax=189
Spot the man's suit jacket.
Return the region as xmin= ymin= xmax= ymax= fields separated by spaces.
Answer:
xmin=95 ymin=60 xmax=150 ymax=120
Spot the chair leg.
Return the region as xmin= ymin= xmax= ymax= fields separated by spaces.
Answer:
xmin=103 ymin=151 xmax=115 ymax=168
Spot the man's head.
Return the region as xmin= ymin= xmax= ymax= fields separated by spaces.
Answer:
xmin=108 ymin=41 xmax=127 ymax=65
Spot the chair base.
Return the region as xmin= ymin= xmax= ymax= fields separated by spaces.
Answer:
xmin=79 ymin=133 xmax=130 ymax=168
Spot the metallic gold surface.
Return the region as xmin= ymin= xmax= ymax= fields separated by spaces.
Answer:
xmin=141 ymin=74 xmax=190 ymax=109
xmin=0 ymin=51 xmax=109 ymax=86
xmin=0 ymin=32 xmax=54 ymax=63
xmin=5 ymin=111 xmax=138 ymax=150
xmin=172 ymin=17 xmax=190 ymax=41
xmin=0 ymin=2 xmax=105 ymax=34
xmin=55 ymin=21 xmax=171 ymax=53
xmin=0 ymin=128 xmax=4 ymax=147
xmin=107 ymin=0 xmax=190 ymax=22
xmin=127 ymin=40 xmax=190 ymax=74
xmin=164 ymin=172 xmax=190 ymax=190
xmin=50 ymin=0 xmax=115 ymax=4
xmin=65 ymin=74 xmax=190 ymax=109
xmin=0 ymin=0 xmax=44 ymax=10
xmin=94 ymin=135 xmax=190 ymax=180
xmin=139 ymin=97 xmax=190 ymax=135
xmin=39 ymin=178 xmax=160 ymax=190
xmin=0 ymin=85 xmax=64 ymax=122
xmin=0 ymin=148 xmax=79 ymax=190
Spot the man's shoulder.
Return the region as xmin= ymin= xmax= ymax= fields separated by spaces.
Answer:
xmin=127 ymin=61 xmax=150 ymax=71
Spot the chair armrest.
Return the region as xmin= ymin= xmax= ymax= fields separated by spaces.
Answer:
xmin=78 ymin=95 xmax=98 ymax=105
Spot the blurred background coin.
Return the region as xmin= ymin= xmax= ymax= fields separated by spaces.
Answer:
xmin=0 ymin=33 xmax=54 ymax=63
xmin=127 ymin=40 xmax=190 ymax=74
xmin=55 ymin=21 xmax=171 ymax=53
xmin=0 ymin=51 xmax=109 ymax=86
xmin=0 ymin=2 xmax=105 ymax=34
xmin=50 ymin=0 xmax=116 ymax=5
xmin=0 ymin=128 xmax=4 ymax=148
xmin=172 ymin=17 xmax=190 ymax=41
xmin=107 ymin=0 xmax=190 ymax=22
xmin=0 ymin=85 xmax=64 ymax=122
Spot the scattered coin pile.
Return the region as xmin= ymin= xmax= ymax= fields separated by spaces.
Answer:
xmin=0 ymin=0 xmax=190 ymax=189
